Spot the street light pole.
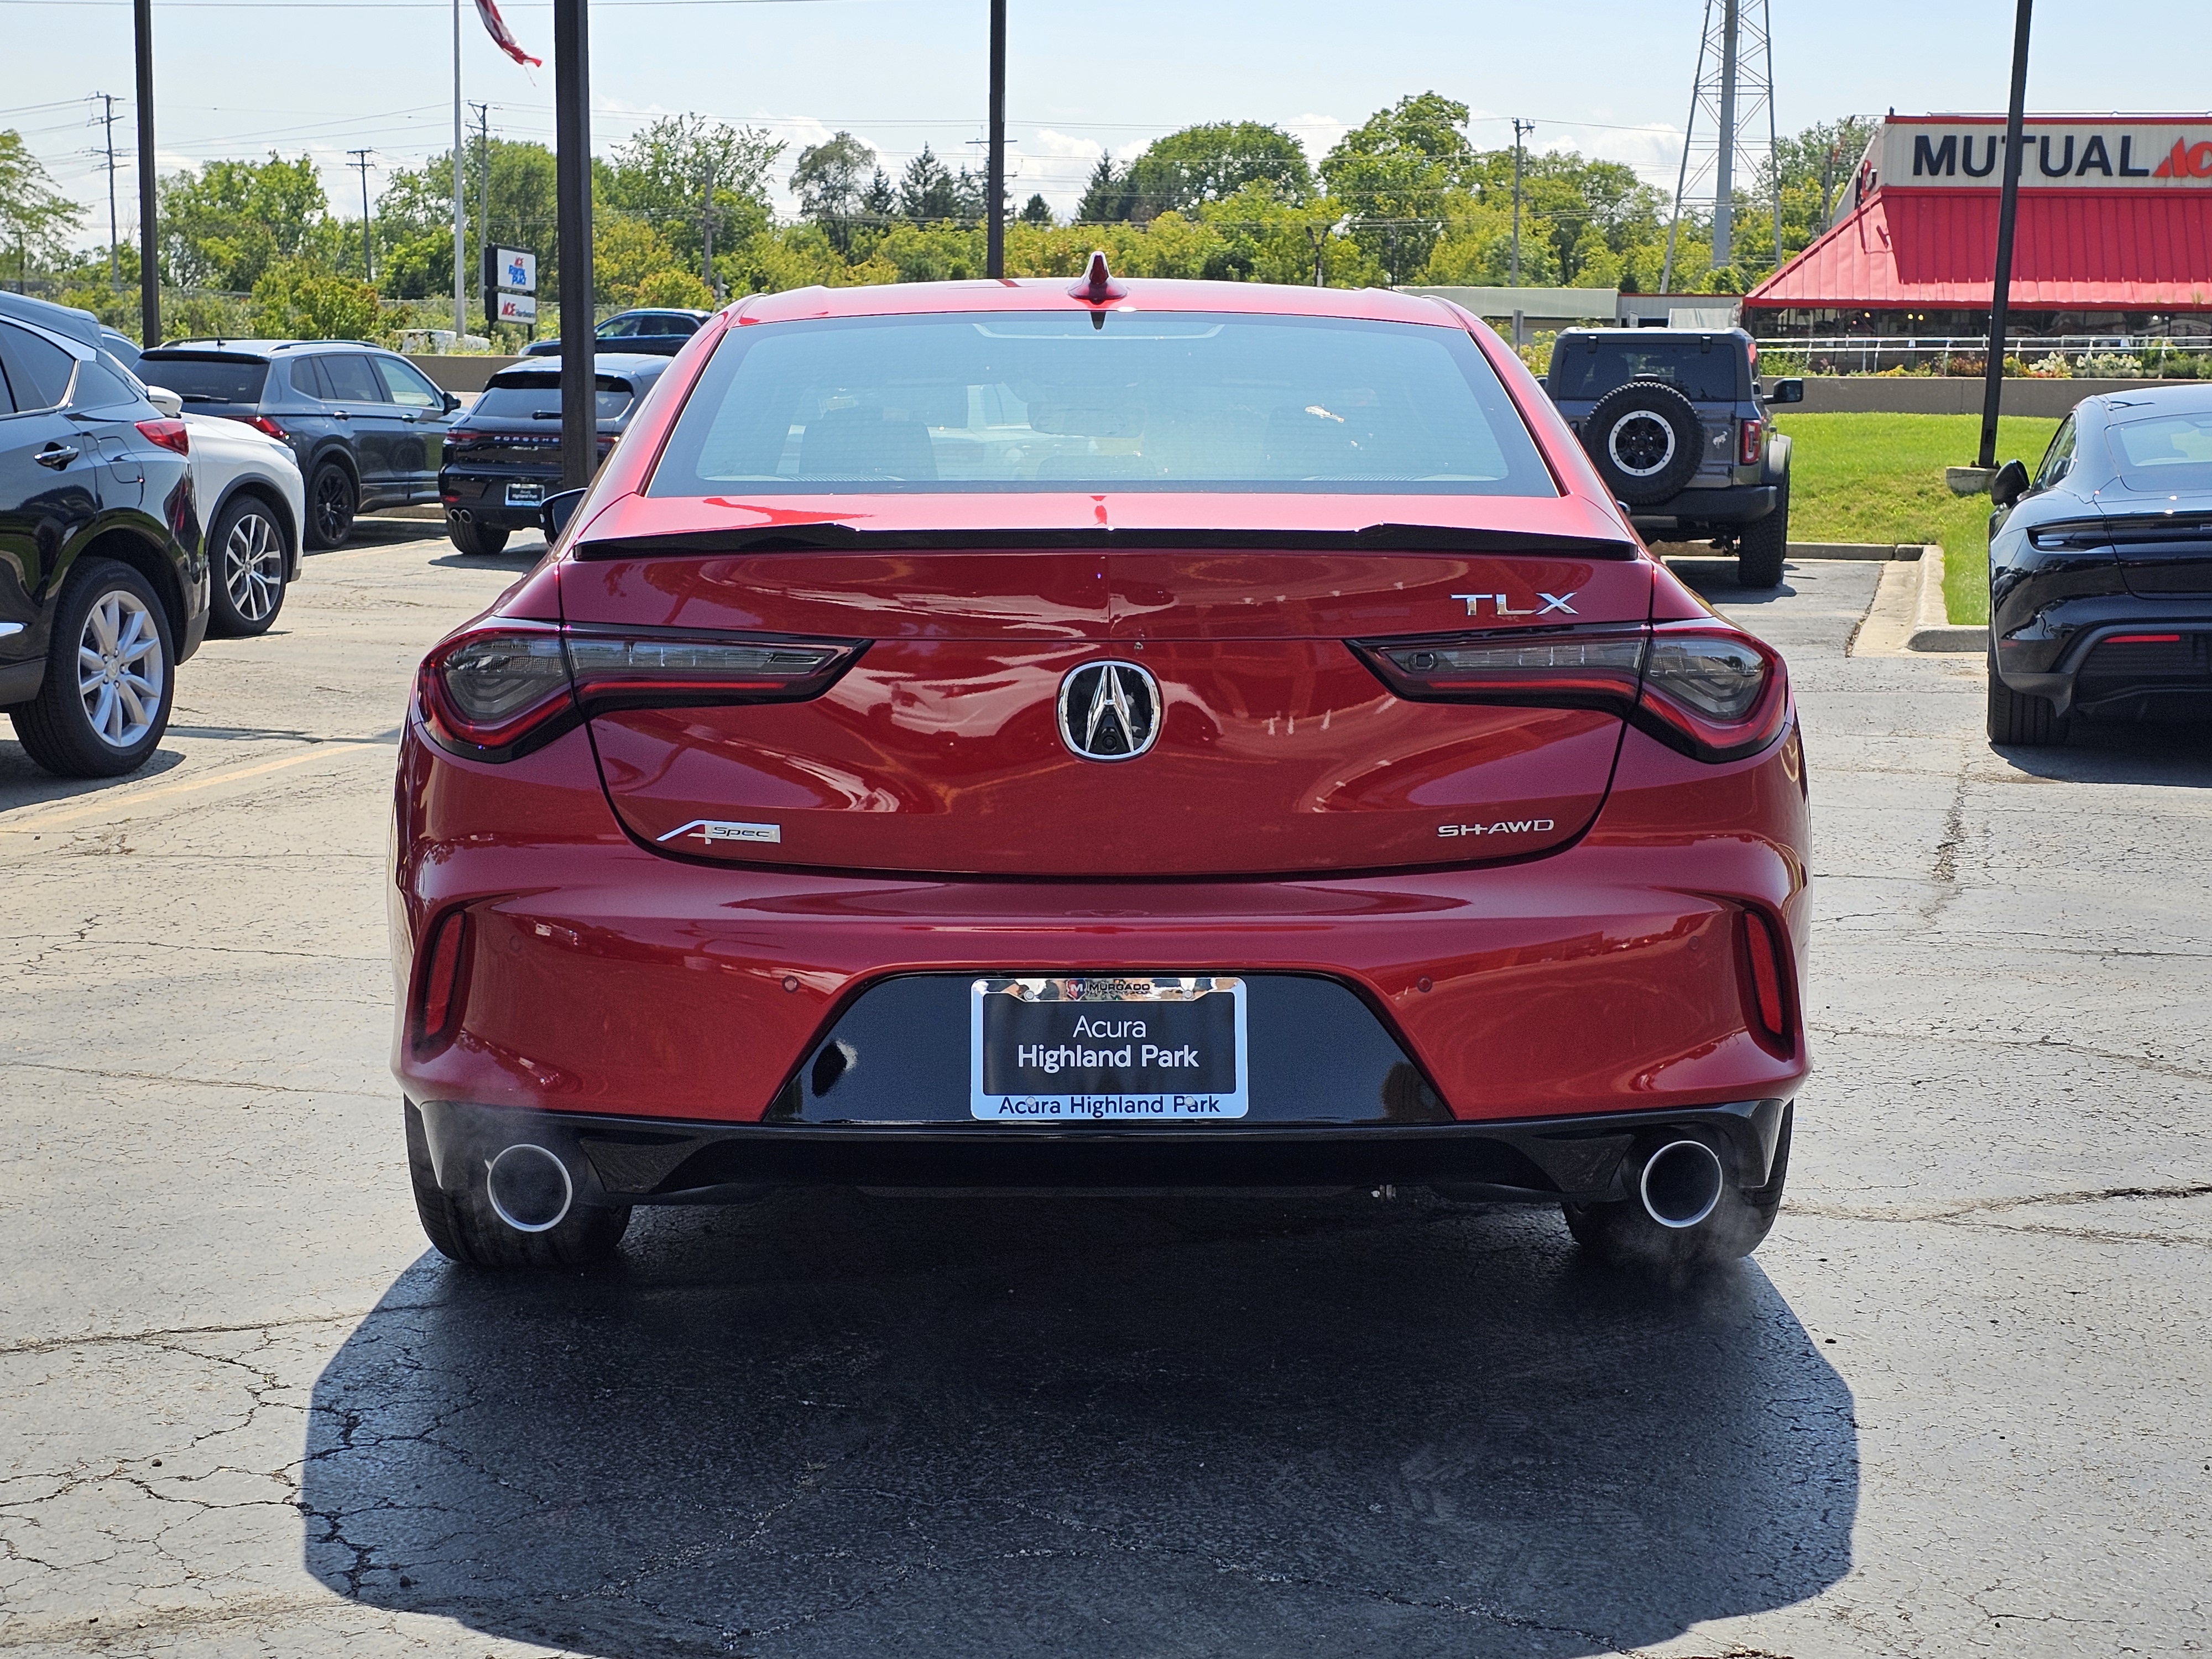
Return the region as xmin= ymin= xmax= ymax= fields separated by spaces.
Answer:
xmin=985 ymin=0 xmax=1006 ymax=278
xmin=133 ymin=0 xmax=158 ymax=345
xmin=554 ymin=0 xmax=596 ymax=490
xmin=1978 ymin=0 xmax=2033 ymax=471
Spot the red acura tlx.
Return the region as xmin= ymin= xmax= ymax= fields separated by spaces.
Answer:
xmin=391 ymin=266 xmax=1808 ymax=1272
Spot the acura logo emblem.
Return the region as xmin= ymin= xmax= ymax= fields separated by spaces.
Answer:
xmin=1057 ymin=660 xmax=1161 ymax=761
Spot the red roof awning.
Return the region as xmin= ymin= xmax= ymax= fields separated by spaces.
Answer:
xmin=1745 ymin=189 xmax=2212 ymax=312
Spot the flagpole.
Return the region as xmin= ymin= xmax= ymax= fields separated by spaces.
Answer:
xmin=452 ymin=0 xmax=466 ymax=337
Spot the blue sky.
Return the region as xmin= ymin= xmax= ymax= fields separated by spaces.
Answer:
xmin=5 ymin=0 xmax=2205 ymax=248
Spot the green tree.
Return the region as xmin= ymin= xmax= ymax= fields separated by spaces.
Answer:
xmin=602 ymin=114 xmax=781 ymax=269
xmin=158 ymin=153 xmax=326 ymax=290
xmin=790 ymin=131 xmax=875 ymax=249
xmin=1019 ymin=193 xmax=1053 ymax=227
xmin=251 ymin=259 xmax=380 ymax=339
xmin=1075 ymin=156 xmax=1133 ymax=224
xmin=377 ymin=137 xmax=559 ymax=302
xmin=1125 ymin=122 xmax=1312 ymax=220
xmin=0 ymin=130 xmax=77 ymax=284
xmin=898 ymin=145 xmax=961 ymax=223
xmin=1321 ymin=92 xmax=1477 ymax=274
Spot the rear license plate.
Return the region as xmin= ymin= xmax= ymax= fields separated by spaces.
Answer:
xmin=504 ymin=481 xmax=544 ymax=506
xmin=971 ymin=975 xmax=1248 ymax=1121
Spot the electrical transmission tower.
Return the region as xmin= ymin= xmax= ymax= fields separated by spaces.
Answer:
xmin=1661 ymin=0 xmax=1783 ymax=296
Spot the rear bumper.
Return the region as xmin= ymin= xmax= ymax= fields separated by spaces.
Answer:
xmin=389 ymin=712 xmax=1812 ymax=1131
xmin=1996 ymin=606 xmax=2212 ymax=717
xmin=410 ymin=1095 xmax=1792 ymax=1204
xmin=441 ymin=467 xmax=557 ymax=531
xmin=1630 ymin=486 xmax=1777 ymax=529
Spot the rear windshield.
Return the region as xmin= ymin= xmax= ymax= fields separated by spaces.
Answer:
xmin=138 ymin=354 xmax=268 ymax=404
xmin=2110 ymin=410 xmax=2212 ymax=492
xmin=473 ymin=377 xmax=636 ymax=421
xmin=1549 ymin=338 xmax=1744 ymax=404
xmin=647 ymin=311 xmax=1556 ymax=497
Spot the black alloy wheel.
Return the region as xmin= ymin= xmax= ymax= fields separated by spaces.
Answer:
xmin=207 ymin=494 xmax=289 ymax=637
xmin=1582 ymin=379 xmax=1704 ymax=505
xmin=8 ymin=557 xmax=177 ymax=778
xmin=305 ymin=461 xmax=356 ymax=550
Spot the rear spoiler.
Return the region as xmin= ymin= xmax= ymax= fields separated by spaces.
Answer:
xmin=573 ymin=522 xmax=1640 ymax=561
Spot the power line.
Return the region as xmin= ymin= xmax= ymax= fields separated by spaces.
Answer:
xmin=94 ymin=92 xmax=123 ymax=286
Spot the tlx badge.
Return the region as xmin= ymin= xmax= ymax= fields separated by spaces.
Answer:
xmin=1451 ymin=592 xmax=1578 ymax=617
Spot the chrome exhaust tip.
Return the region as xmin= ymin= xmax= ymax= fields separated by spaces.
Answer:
xmin=484 ymin=1142 xmax=573 ymax=1233
xmin=1638 ymin=1139 xmax=1725 ymax=1230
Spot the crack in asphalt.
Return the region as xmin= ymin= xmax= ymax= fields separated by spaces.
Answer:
xmin=0 ymin=1061 xmax=391 ymax=1103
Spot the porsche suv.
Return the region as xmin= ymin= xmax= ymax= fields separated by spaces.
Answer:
xmin=391 ymin=269 xmax=1809 ymax=1273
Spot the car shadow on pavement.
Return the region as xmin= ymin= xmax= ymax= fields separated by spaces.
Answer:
xmin=0 ymin=739 xmax=185 ymax=807
xmin=301 ymin=1191 xmax=1856 ymax=1657
xmin=1661 ymin=556 xmax=1802 ymax=605
xmin=1994 ymin=716 xmax=2212 ymax=785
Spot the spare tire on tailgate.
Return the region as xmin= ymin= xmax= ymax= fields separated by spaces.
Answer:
xmin=1580 ymin=378 xmax=1703 ymax=504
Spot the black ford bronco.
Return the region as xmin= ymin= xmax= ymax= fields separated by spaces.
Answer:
xmin=1545 ymin=327 xmax=1803 ymax=587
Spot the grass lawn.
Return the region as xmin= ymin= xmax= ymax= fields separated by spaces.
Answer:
xmin=1771 ymin=412 xmax=2059 ymax=625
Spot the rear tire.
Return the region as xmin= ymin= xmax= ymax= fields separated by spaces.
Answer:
xmin=206 ymin=493 xmax=289 ymax=637
xmin=8 ymin=557 xmax=176 ymax=778
xmin=445 ymin=516 xmax=509 ymax=557
xmin=304 ymin=462 xmax=356 ymax=550
xmin=1986 ymin=641 xmax=2067 ymax=745
xmin=405 ymin=1102 xmax=630 ymax=1270
xmin=1564 ymin=1109 xmax=1792 ymax=1272
xmin=1736 ymin=474 xmax=1790 ymax=588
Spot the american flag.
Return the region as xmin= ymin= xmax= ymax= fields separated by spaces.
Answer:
xmin=473 ymin=0 xmax=542 ymax=68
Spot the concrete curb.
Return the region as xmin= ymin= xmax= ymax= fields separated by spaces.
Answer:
xmin=1849 ymin=545 xmax=1986 ymax=656
xmin=1908 ymin=545 xmax=1987 ymax=652
xmin=1787 ymin=541 xmax=1925 ymax=560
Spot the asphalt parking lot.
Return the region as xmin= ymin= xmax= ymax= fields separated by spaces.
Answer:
xmin=2 ymin=533 xmax=2208 ymax=1658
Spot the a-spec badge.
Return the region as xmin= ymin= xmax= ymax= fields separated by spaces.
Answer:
xmin=657 ymin=820 xmax=782 ymax=846
xmin=1450 ymin=592 xmax=1578 ymax=617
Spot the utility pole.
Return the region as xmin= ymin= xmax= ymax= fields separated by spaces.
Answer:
xmin=1978 ymin=0 xmax=2033 ymax=471
xmin=985 ymin=0 xmax=1007 ymax=277
xmin=471 ymin=101 xmax=491 ymax=304
xmin=93 ymin=93 xmax=122 ymax=289
xmin=451 ymin=0 xmax=466 ymax=337
xmin=700 ymin=152 xmax=716 ymax=292
xmin=554 ymin=0 xmax=595 ymax=489
xmin=348 ymin=149 xmax=375 ymax=282
xmin=1509 ymin=117 xmax=1533 ymax=285
xmin=133 ymin=0 xmax=158 ymax=345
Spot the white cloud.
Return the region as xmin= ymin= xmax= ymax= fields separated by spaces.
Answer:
xmin=1283 ymin=113 xmax=1347 ymax=163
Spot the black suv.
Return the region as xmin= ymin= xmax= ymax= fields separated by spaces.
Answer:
xmin=2 ymin=308 xmax=207 ymax=776
xmin=1545 ymin=328 xmax=1803 ymax=587
xmin=439 ymin=353 xmax=671 ymax=555
xmin=138 ymin=340 xmax=461 ymax=548
xmin=520 ymin=307 xmax=710 ymax=359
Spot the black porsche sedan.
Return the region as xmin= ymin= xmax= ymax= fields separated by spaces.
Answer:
xmin=1988 ymin=383 xmax=2212 ymax=744
xmin=437 ymin=354 xmax=670 ymax=556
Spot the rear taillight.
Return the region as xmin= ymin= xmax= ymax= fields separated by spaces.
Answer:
xmin=1738 ymin=905 xmax=1791 ymax=1051
xmin=446 ymin=428 xmax=478 ymax=446
xmin=1635 ymin=623 xmax=1789 ymax=761
xmin=1739 ymin=416 xmax=1764 ymax=466
xmin=416 ymin=620 xmax=868 ymax=761
xmin=564 ymin=630 xmax=863 ymax=711
xmin=1357 ymin=629 xmax=1646 ymax=713
xmin=416 ymin=909 xmax=471 ymax=1047
xmin=1352 ymin=619 xmax=1789 ymax=764
xmin=244 ymin=414 xmax=289 ymax=442
xmin=135 ymin=418 xmax=189 ymax=455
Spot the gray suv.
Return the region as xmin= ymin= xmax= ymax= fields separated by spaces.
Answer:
xmin=138 ymin=340 xmax=461 ymax=548
xmin=1545 ymin=328 xmax=1802 ymax=587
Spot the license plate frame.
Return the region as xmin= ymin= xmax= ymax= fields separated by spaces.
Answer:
xmin=504 ymin=481 xmax=545 ymax=507
xmin=969 ymin=975 xmax=1249 ymax=1122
